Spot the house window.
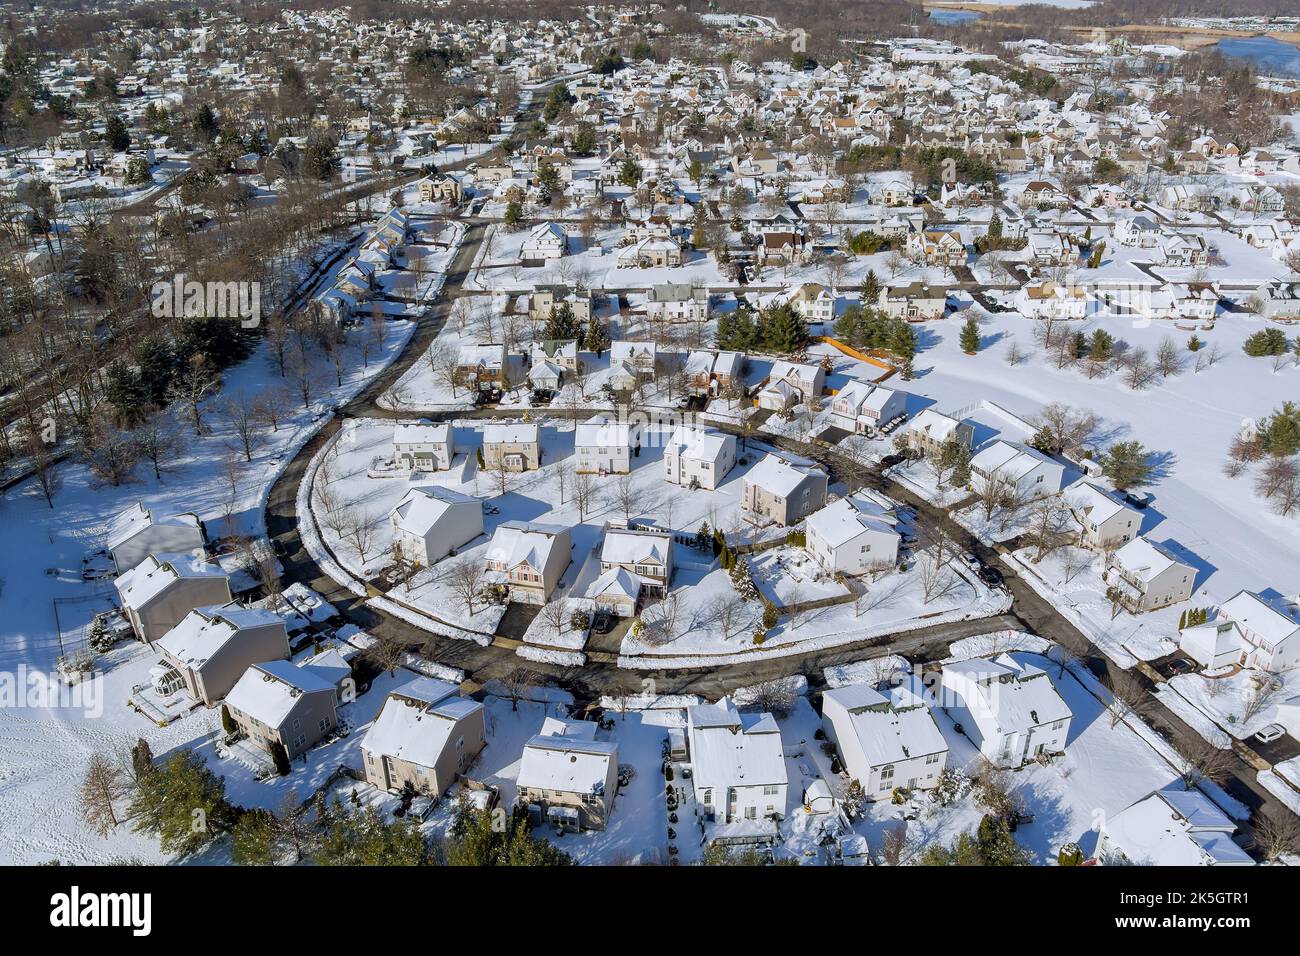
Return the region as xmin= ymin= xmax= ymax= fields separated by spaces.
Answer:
xmin=318 ymin=717 xmax=330 ymax=733
xmin=763 ymin=785 xmax=779 ymax=796
xmin=744 ymin=806 xmax=757 ymax=820
xmin=926 ymin=752 xmax=941 ymax=765
xmin=701 ymin=790 xmax=712 ymax=806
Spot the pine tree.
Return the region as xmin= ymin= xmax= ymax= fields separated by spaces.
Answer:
xmin=221 ymin=704 xmax=236 ymax=736
xmin=231 ymin=809 xmax=278 ymax=865
xmin=270 ymin=741 xmax=291 ymax=776
xmin=583 ymin=318 xmax=609 ymax=355
xmin=959 ymin=314 xmax=980 ymax=354
xmin=1187 ymin=334 xmax=1202 ymax=352
xmin=859 ymin=269 xmax=881 ymax=305
xmin=1100 ymin=440 xmax=1152 ymax=491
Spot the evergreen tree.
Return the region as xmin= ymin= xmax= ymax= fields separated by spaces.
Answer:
xmin=1187 ymin=334 xmax=1202 ymax=352
xmin=231 ymin=809 xmax=278 ymax=865
xmin=1243 ymin=328 xmax=1289 ymax=357
xmin=1089 ymin=328 xmax=1114 ymax=362
xmin=859 ymin=269 xmax=881 ymax=305
xmin=583 ymin=318 xmax=609 ymax=355
xmin=221 ymin=704 xmax=236 ymax=736
xmin=270 ymin=741 xmax=291 ymax=776
xmin=959 ymin=314 xmax=980 ymax=354
xmin=1100 ymin=440 xmax=1152 ymax=491
xmin=105 ymin=114 xmax=130 ymax=152
xmin=130 ymin=751 xmax=234 ymax=855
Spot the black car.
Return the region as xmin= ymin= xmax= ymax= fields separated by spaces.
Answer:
xmin=592 ymin=611 xmax=615 ymax=635
xmin=1165 ymin=658 xmax=1195 ymax=676
xmin=979 ymin=566 xmax=1004 ymax=587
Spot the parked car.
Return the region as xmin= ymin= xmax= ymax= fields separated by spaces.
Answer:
xmin=1165 ymin=658 xmax=1195 ymax=676
xmin=961 ymin=553 xmax=982 ymax=571
xmin=979 ymin=566 xmax=1003 ymax=587
xmin=592 ymin=611 xmax=615 ymax=635
xmin=1254 ymin=724 xmax=1286 ymax=744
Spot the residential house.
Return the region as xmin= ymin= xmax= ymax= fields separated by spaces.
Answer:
xmin=830 ymin=380 xmax=907 ymax=434
xmin=484 ymin=521 xmax=572 ymax=605
xmin=517 ymin=717 xmax=619 ymax=831
xmin=687 ymin=697 xmax=788 ymax=827
xmin=456 ymin=343 xmax=508 ymax=392
xmin=107 ymin=503 xmax=206 ymax=575
xmin=224 ymin=659 xmax=344 ymax=760
xmin=115 ymin=552 xmax=233 ymax=644
xmin=879 ymin=282 xmax=948 ymax=321
xmin=939 ymin=654 xmax=1072 ymax=768
xmin=647 ymin=283 xmax=709 ymax=324
xmin=390 ymin=486 xmax=484 ymax=568
xmin=416 ymin=173 xmax=463 ymax=204
xmin=907 ymin=408 xmax=974 ymax=457
xmin=521 ymin=221 xmax=568 ymax=263
xmin=664 ymin=424 xmax=736 ymax=490
xmin=392 ymin=421 xmax=455 ymax=471
xmin=805 ymin=491 xmax=901 ymax=575
xmin=1065 ymin=481 xmax=1141 ymax=550
xmin=758 ymin=360 xmax=825 ymax=411
xmin=821 ymin=679 xmax=948 ymax=799
xmin=154 ymin=603 xmax=290 ymax=707
xmin=1098 ymin=790 xmax=1253 ymax=866
xmin=1103 ymin=537 xmax=1196 ymax=613
xmin=1182 ymin=590 xmax=1300 ymax=672
xmin=361 ymin=677 xmax=486 ymax=797
xmin=742 ymin=451 xmax=829 ymax=526
xmin=684 ymin=350 xmax=744 ymax=397
xmin=574 ymin=413 xmax=638 ymax=474
xmin=969 ymin=440 xmax=1065 ymax=500
xmin=482 ymin=421 xmax=541 ymax=471
xmin=597 ymin=525 xmax=673 ymax=602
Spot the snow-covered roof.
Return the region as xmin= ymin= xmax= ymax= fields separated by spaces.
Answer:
xmin=393 ymin=421 xmax=450 ymax=446
xmin=485 ymin=521 xmax=568 ymax=572
xmin=970 ymin=440 xmax=1054 ymax=482
xmin=823 ymin=681 xmax=946 ymax=766
xmin=1111 ymin=537 xmax=1191 ymax=583
xmin=1220 ymin=591 xmax=1300 ymax=650
xmin=687 ymin=697 xmax=787 ymax=791
xmin=391 ymin=486 xmax=480 ymax=537
xmin=600 ymin=527 xmax=670 ymax=566
xmin=806 ymin=492 xmax=898 ymax=547
xmin=744 ymin=452 xmax=826 ymax=497
xmin=943 ymin=654 xmax=1071 ymax=734
xmin=666 ymin=424 xmax=733 ymax=463
xmin=225 ymin=659 xmax=337 ymax=727
xmin=517 ymin=733 xmax=617 ymax=795
xmin=1104 ymin=790 xmax=1252 ymax=866
xmin=106 ymin=502 xmax=202 ymax=551
xmin=483 ymin=421 xmax=539 ymax=445
xmin=157 ymin=603 xmax=283 ymax=669
xmin=361 ymin=678 xmax=481 ymax=769
xmin=115 ymin=552 xmax=229 ymax=610
xmin=1065 ymin=481 xmax=1136 ymax=526
xmin=575 ymin=413 xmax=635 ymax=448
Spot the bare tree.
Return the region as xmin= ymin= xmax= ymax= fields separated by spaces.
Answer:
xmin=1178 ymin=736 xmax=1235 ymax=790
xmin=538 ymin=591 xmax=570 ymax=643
xmin=79 ymin=752 xmax=126 ymax=837
xmin=225 ymin=390 xmax=262 ymax=461
xmin=133 ymin=411 xmax=181 ymax=481
xmin=611 ymin=474 xmax=639 ymax=522
xmin=572 ymin=472 xmax=599 ymax=522
xmin=1025 ymin=497 xmax=1072 ymax=563
xmin=1155 ymin=336 xmax=1183 ymax=377
xmin=445 ymin=555 xmax=487 ymax=615
xmin=1254 ymin=809 xmax=1300 ymax=863
xmin=746 ymin=676 xmax=799 ymax=717
xmin=1107 ymin=670 xmax=1153 ymax=729
xmin=499 ymin=666 xmax=536 ymax=711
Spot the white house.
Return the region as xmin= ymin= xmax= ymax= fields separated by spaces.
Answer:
xmin=598 ymin=525 xmax=673 ymax=601
xmin=1103 ymin=537 xmax=1196 ymax=614
xmin=821 ymin=678 xmax=948 ymax=799
xmin=574 ymin=413 xmax=639 ymax=474
xmin=830 ymin=380 xmax=907 ymax=434
xmin=969 ymin=440 xmax=1065 ymax=500
xmin=647 ymin=283 xmax=709 ymax=323
xmin=390 ymin=486 xmax=484 ymax=568
xmin=664 ymin=424 xmax=736 ymax=490
xmin=1181 ymin=590 xmax=1300 ymax=672
xmin=107 ymin=503 xmax=206 ymax=574
xmin=1064 ymin=481 xmax=1141 ymax=551
xmin=1098 ymin=790 xmax=1253 ymax=866
xmin=393 ymin=421 xmax=455 ymax=472
xmin=361 ymin=677 xmax=486 ymax=797
xmin=758 ymin=360 xmax=825 ymax=410
xmin=521 ymin=221 xmax=567 ymax=262
xmin=805 ymin=491 xmax=901 ymax=575
xmin=687 ymin=697 xmax=788 ymax=827
xmin=939 ymin=654 xmax=1072 ymax=768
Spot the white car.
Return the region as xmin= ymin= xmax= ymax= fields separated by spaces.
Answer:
xmin=1254 ymin=724 xmax=1286 ymax=744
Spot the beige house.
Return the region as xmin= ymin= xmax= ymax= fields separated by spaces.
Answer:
xmin=517 ymin=717 xmax=619 ymax=832
xmin=107 ymin=503 xmax=206 ymax=575
xmin=154 ymin=604 xmax=289 ymax=707
xmin=115 ymin=552 xmax=233 ymax=644
xmin=530 ymin=284 xmax=592 ymax=324
xmin=482 ymin=422 xmax=541 ymax=471
xmin=1103 ymin=537 xmax=1196 ymax=613
xmin=598 ymin=526 xmax=673 ymax=599
xmin=417 ymin=173 xmax=463 ymax=204
xmin=361 ymin=677 xmax=486 ymax=796
xmin=484 ymin=521 xmax=572 ymax=605
xmin=1065 ymin=482 xmax=1141 ymax=551
xmin=742 ymin=452 xmax=828 ymax=526
xmin=224 ymin=660 xmax=344 ymax=760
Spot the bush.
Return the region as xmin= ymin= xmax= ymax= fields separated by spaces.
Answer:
xmin=221 ymin=704 xmax=237 ymax=736
xmin=1243 ymin=328 xmax=1290 ymax=357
